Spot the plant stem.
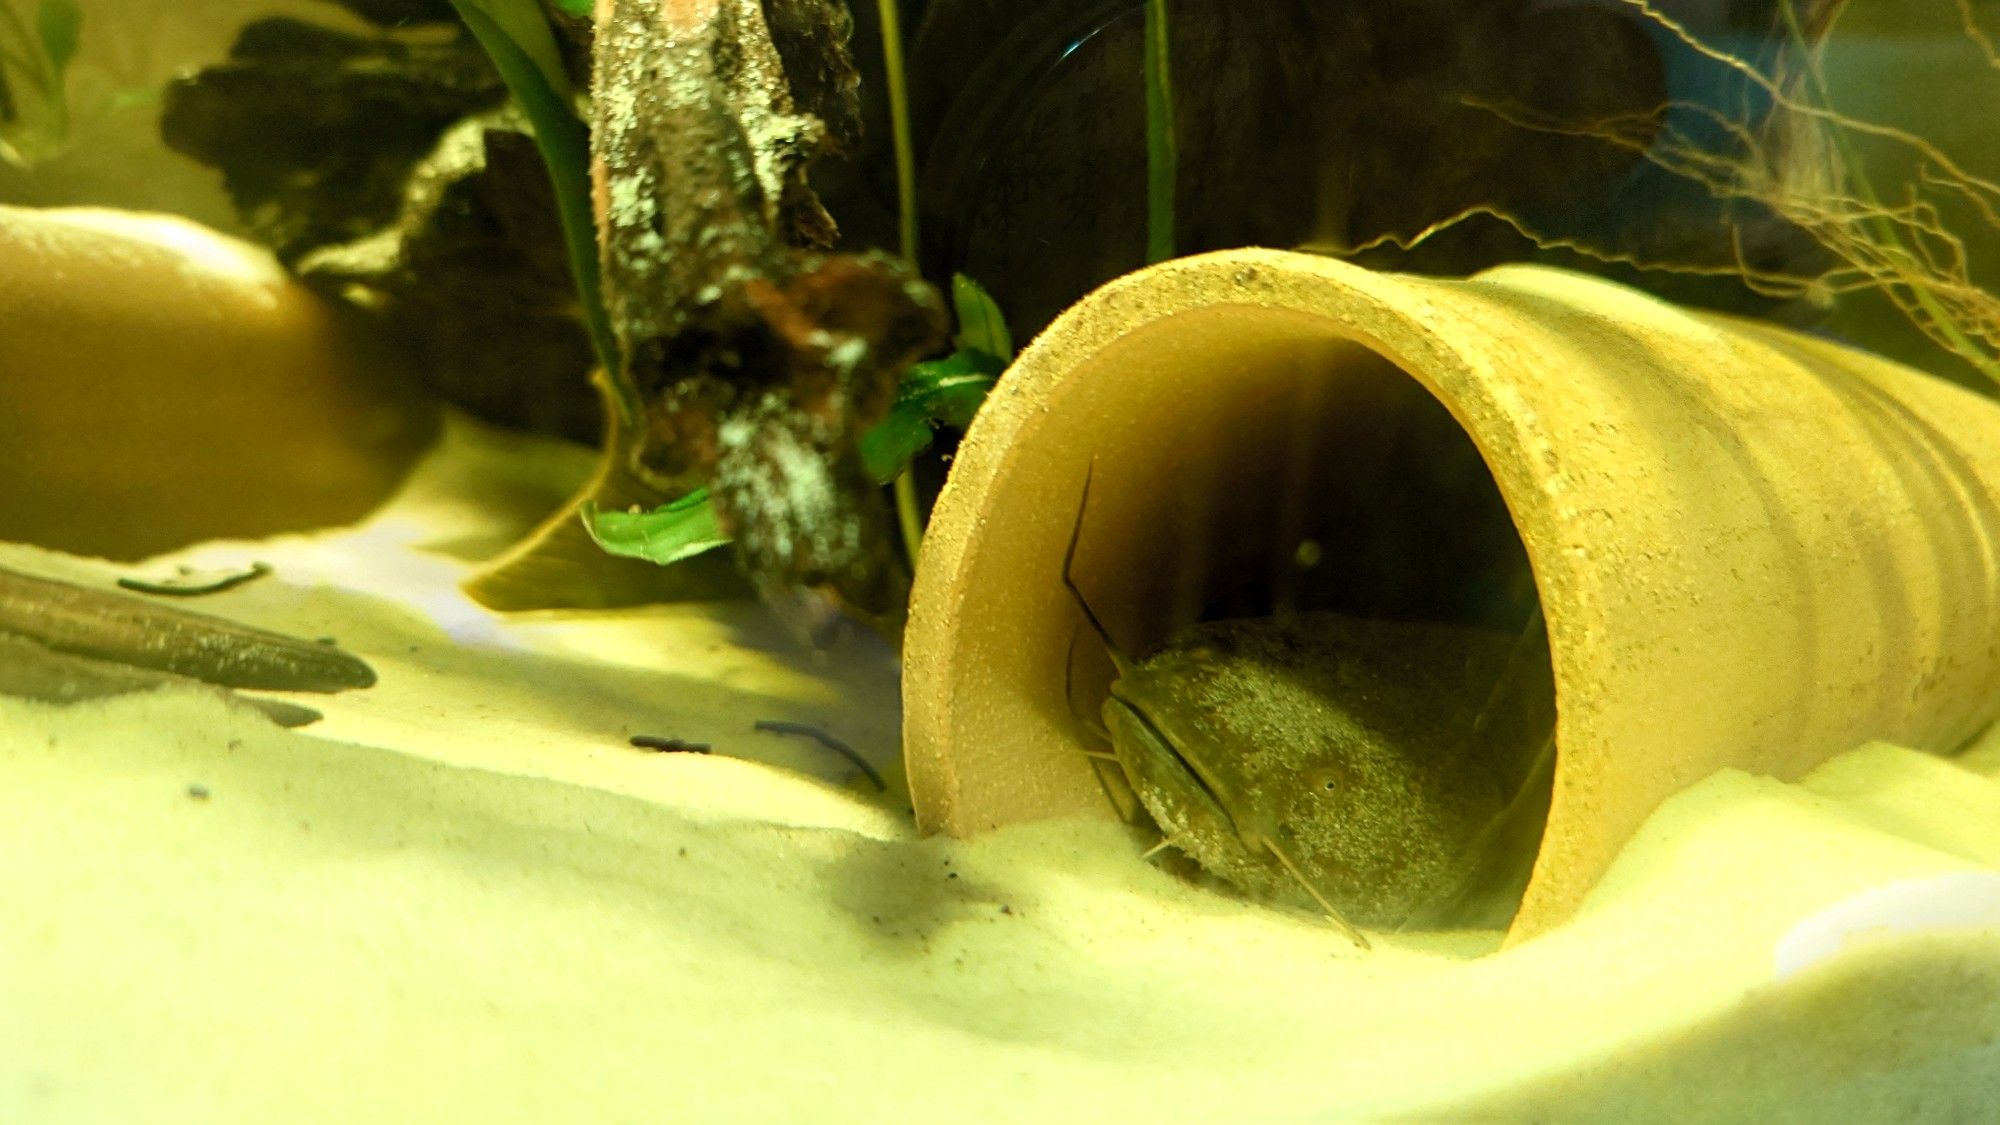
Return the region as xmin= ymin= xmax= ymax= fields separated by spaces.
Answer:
xmin=1143 ymin=0 xmax=1177 ymax=264
xmin=876 ymin=0 xmax=920 ymax=264
xmin=892 ymin=472 xmax=924 ymax=568
xmin=877 ymin=0 xmax=926 ymax=567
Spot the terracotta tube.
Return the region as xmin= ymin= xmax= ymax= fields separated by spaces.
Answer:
xmin=0 ymin=206 xmax=437 ymax=558
xmin=904 ymin=249 xmax=2000 ymax=941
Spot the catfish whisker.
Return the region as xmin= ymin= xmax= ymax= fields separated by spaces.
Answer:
xmin=1266 ymin=839 xmax=1372 ymax=951
xmin=1064 ymin=624 xmax=1117 ymax=745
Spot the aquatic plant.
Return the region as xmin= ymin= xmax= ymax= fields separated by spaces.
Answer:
xmin=880 ymin=0 xmax=933 ymax=564
xmin=444 ymin=0 xmax=631 ymax=423
xmin=875 ymin=0 xmax=919 ymax=268
xmin=579 ymin=0 xmax=1013 ymax=575
xmin=585 ymin=0 xmax=1184 ymax=574
xmin=0 ymin=0 xmax=80 ymax=169
xmin=482 ymin=3 xmax=1953 ymax=622
xmin=585 ymin=275 xmax=1009 ymax=569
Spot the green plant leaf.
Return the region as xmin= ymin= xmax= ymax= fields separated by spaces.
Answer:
xmin=859 ymin=411 xmax=937 ymax=484
xmin=584 ymin=273 xmax=1009 ymax=570
xmin=858 ymin=281 xmax=1010 ymax=489
xmin=859 ymin=351 xmax=1001 ymax=481
xmin=34 ymin=0 xmax=78 ymax=77
xmin=950 ymin=273 xmax=1011 ymax=361
xmin=0 ymin=0 xmax=77 ymax=167
xmin=591 ymin=349 xmax=1001 ymax=568
xmin=901 ymin=351 xmax=1002 ymax=426
xmin=450 ymin=0 xmax=570 ymax=100
xmin=582 ymin=494 xmax=733 ymax=567
xmin=551 ymin=0 xmax=594 ymax=18
xmin=448 ymin=0 xmax=632 ymax=423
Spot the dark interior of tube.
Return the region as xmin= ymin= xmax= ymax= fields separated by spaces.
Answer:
xmin=1197 ymin=349 xmax=1538 ymax=631
xmin=1063 ymin=326 xmax=1553 ymax=928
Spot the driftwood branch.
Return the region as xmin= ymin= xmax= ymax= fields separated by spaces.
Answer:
xmin=592 ymin=0 xmax=944 ymax=639
xmin=0 ymin=564 xmax=380 ymax=727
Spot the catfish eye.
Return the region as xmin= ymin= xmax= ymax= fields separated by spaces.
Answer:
xmin=1306 ymin=765 xmax=1352 ymax=796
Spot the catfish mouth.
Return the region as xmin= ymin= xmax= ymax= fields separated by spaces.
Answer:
xmin=1104 ymin=688 xmax=1243 ymax=841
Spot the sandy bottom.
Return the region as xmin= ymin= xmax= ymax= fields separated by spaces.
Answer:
xmin=4 ymin=417 xmax=1999 ymax=1122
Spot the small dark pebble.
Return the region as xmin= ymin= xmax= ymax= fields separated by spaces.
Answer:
xmin=947 ymin=872 xmax=958 ymax=880
xmin=187 ymin=784 xmax=211 ymax=800
xmin=631 ymin=735 xmax=711 ymax=754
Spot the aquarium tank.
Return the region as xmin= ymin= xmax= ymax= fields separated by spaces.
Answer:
xmin=4 ymin=0 xmax=2000 ymax=1119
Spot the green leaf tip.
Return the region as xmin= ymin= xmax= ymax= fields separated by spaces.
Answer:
xmin=858 ymin=351 xmax=1001 ymax=483
xmin=854 ymin=274 xmax=1011 ymax=489
xmin=449 ymin=0 xmax=572 ymax=101
xmin=448 ymin=0 xmax=631 ymax=421
xmin=860 ymin=413 xmax=937 ymax=485
xmin=581 ymin=493 xmax=734 ymax=568
xmin=35 ymin=0 xmax=79 ymax=77
xmin=950 ymin=274 xmax=1012 ymax=361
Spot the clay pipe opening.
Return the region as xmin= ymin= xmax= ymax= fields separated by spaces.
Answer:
xmin=906 ymin=295 xmax=1556 ymax=930
xmin=1056 ymin=310 xmax=1552 ymax=922
xmin=912 ymin=248 xmax=2000 ymax=942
